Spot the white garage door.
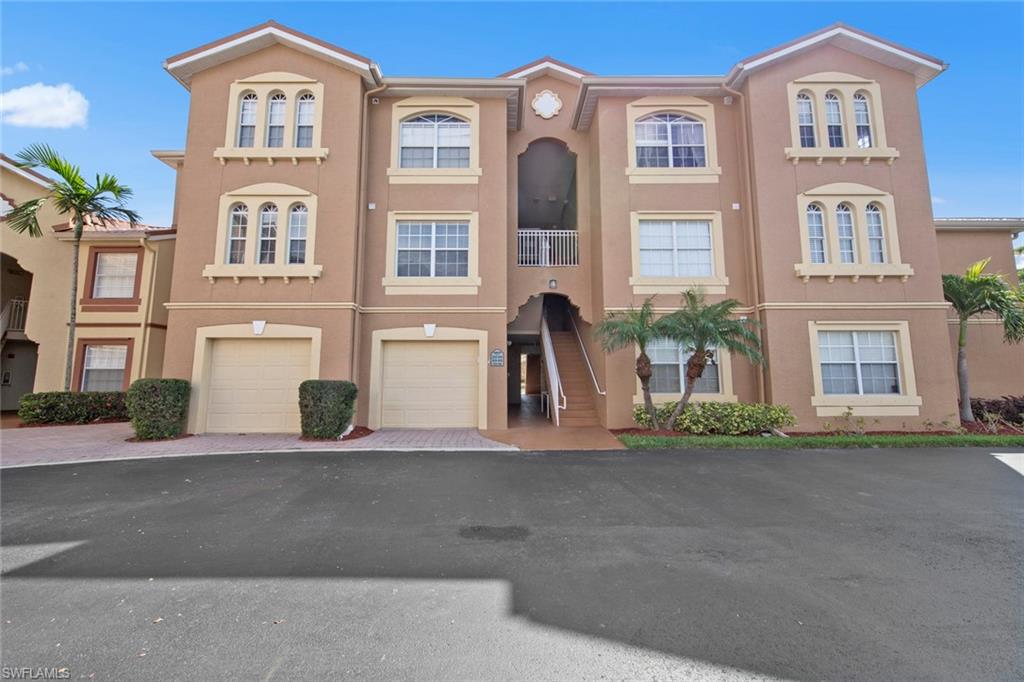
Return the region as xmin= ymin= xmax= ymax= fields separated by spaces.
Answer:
xmin=381 ymin=341 xmax=479 ymax=428
xmin=205 ymin=338 xmax=312 ymax=433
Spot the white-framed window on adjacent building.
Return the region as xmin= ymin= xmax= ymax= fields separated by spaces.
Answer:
xmin=866 ymin=203 xmax=887 ymax=264
xmin=638 ymin=219 xmax=714 ymax=278
xmin=92 ymin=252 xmax=138 ymax=299
xmin=287 ymin=204 xmax=308 ymax=265
xmin=807 ymin=203 xmax=828 ymax=264
xmin=237 ymin=92 xmax=258 ymax=148
xmin=649 ymin=338 xmax=721 ymax=395
xmin=295 ymin=93 xmax=315 ymax=148
xmin=396 ymin=221 xmax=470 ymax=278
xmin=226 ymin=204 xmax=248 ymax=265
xmin=835 ymin=202 xmax=857 ymax=264
xmin=399 ymin=114 xmax=471 ymax=169
xmin=81 ymin=344 xmax=128 ymax=392
xmin=257 ymin=204 xmax=278 ymax=265
xmin=825 ymin=92 xmax=845 ymax=148
xmin=266 ymin=93 xmax=287 ymax=148
xmin=796 ymin=93 xmax=816 ymax=148
xmin=818 ymin=329 xmax=901 ymax=396
xmin=853 ymin=92 xmax=873 ymax=148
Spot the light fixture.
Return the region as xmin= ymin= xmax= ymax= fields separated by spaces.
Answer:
xmin=548 ymin=279 xmax=558 ymax=290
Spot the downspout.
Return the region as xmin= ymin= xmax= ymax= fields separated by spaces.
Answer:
xmin=140 ymin=237 xmax=158 ymax=379
xmin=350 ymin=70 xmax=388 ymax=387
xmin=723 ymin=83 xmax=766 ymax=403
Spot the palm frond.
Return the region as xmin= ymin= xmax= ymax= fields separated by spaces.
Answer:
xmin=4 ymin=197 xmax=47 ymax=238
xmin=15 ymin=143 xmax=84 ymax=188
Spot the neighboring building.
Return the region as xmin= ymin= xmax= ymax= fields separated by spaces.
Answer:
xmin=0 ymin=155 xmax=176 ymax=409
xmin=155 ymin=20 xmax=1020 ymax=434
xmin=934 ymin=218 xmax=1024 ymax=400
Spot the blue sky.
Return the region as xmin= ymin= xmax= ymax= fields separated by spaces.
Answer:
xmin=2 ymin=2 xmax=1022 ymax=234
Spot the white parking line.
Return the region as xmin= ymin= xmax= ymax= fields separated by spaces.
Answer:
xmin=993 ymin=453 xmax=1024 ymax=477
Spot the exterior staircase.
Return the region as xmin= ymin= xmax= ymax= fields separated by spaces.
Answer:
xmin=548 ymin=331 xmax=600 ymax=426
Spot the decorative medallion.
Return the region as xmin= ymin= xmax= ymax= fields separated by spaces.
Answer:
xmin=531 ymin=89 xmax=563 ymax=119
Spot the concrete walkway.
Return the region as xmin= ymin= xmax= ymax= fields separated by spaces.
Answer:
xmin=0 ymin=423 xmax=516 ymax=468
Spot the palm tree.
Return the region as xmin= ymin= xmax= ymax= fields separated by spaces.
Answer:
xmin=5 ymin=144 xmax=140 ymax=390
xmin=659 ymin=290 xmax=763 ymax=426
xmin=594 ymin=298 xmax=669 ymax=429
xmin=942 ymin=258 xmax=1024 ymax=422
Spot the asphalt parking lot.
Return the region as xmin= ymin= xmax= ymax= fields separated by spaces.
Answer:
xmin=2 ymin=447 xmax=1021 ymax=680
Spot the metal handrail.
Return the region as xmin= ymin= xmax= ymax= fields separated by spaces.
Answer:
xmin=517 ymin=229 xmax=579 ymax=267
xmin=540 ymin=316 xmax=566 ymax=425
xmin=570 ymin=313 xmax=606 ymax=396
xmin=1 ymin=298 xmax=27 ymax=337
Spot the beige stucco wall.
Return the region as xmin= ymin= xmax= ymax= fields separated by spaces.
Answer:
xmin=1 ymin=169 xmax=71 ymax=393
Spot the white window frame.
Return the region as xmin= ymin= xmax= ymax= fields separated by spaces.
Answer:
xmin=634 ymin=113 xmax=707 ymax=169
xmin=398 ymin=114 xmax=471 ymax=170
xmin=825 ymin=92 xmax=845 ymax=148
xmin=287 ymin=204 xmax=308 ymax=265
xmin=395 ymin=221 xmax=470 ymax=278
xmin=648 ymin=338 xmax=722 ymax=395
xmin=817 ymin=330 xmax=901 ymax=396
xmin=295 ymin=92 xmax=315 ymax=148
xmin=226 ymin=204 xmax=248 ymax=265
xmin=265 ymin=93 xmax=287 ymax=148
xmin=237 ymin=92 xmax=258 ymax=148
xmin=637 ymin=219 xmax=715 ymax=278
xmin=866 ymin=203 xmax=887 ymax=264
xmin=92 ymin=252 xmax=138 ymax=299
xmin=835 ymin=203 xmax=857 ymax=264
xmin=257 ymin=204 xmax=278 ymax=265
xmin=796 ymin=93 xmax=816 ymax=148
xmin=853 ymin=92 xmax=873 ymax=149
xmin=807 ymin=203 xmax=828 ymax=264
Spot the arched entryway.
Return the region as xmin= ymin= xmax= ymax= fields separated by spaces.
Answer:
xmin=0 ymin=252 xmax=38 ymax=412
xmin=517 ymin=139 xmax=578 ymax=266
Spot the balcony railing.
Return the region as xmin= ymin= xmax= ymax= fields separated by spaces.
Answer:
xmin=1 ymin=298 xmax=28 ymax=337
xmin=517 ymin=229 xmax=579 ymax=267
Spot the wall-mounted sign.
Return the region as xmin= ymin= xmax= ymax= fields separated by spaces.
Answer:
xmin=489 ymin=349 xmax=505 ymax=367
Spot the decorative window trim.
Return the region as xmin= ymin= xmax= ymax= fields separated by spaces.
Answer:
xmin=629 ymin=211 xmax=729 ymax=294
xmin=203 ymin=183 xmax=322 ymax=283
xmin=807 ymin=320 xmax=922 ymax=416
xmin=382 ymin=211 xmax=481 ymax=295
xmin=387 ymin=97 xmax=481 ymax=184
xmin=216 ymin=72 xmax=327 ymax=164
xmin=785 ymin=73 xmax=898 ymax=164
xmin=633 ymin=344 xmax=738 ymax=405
xmin=80 ymin=246 xmax=144 ymax=312
xmin=794 ymin=183 xmax=913 ymax=282
xmin=72 ymin=338 xmax=134 ymax=392
xmin=626 ymin=96 xmax=722 ymax=184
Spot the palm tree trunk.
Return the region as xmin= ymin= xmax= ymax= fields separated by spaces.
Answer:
xmin=956 ymin=317 xmax=973 ymax=423
xmin=64 ymin=217 xmax=83 ymax=390
xmin=668 ymin=351 xmax=706 ymax=425
xmin=636 ymin=351 xmax=660 ymax=430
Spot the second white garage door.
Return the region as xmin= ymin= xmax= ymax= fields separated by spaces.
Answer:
xmin=380 ymin=341 xmax=479 ymax=428
xmin=205 ymin=338 xmax=312 ymax=433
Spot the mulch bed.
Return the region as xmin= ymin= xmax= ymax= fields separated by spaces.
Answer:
xmin=125 ymin=433 xmax=195 ymax=443
xmin=10 ymin=417 xmax=130 ymax=429
xmin=299 ymin=426 xmax=375 ymax=442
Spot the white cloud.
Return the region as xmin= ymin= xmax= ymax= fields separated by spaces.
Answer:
xmin=1 ymin=82 xmax=88 ymax=128
xmin=1 ymin=62 xmax=29 ymax=76
xmin=931 ymin=195 xmax=947 ymax=205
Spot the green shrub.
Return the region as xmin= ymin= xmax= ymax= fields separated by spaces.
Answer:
xmin=633 ymin=401 xmax=796 ymax=435
xmin=18 ymin=391 xmax=128 ymax=425
xmin=126 ymin=379 xmax=191 ymax=440
xmin=299 ymin=380 xmax=358 ymax=439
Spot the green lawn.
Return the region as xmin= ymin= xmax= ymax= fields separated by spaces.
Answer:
xmin=619 ymin=433 xmax=1024 ymax=450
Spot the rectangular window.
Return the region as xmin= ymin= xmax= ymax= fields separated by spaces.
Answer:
xmin=797 ymin=98 xmax=816 ymax=148
xmin=396 ymin=221 xmax=469 ymax=277
xmin=638 ymin=220 xmax=713 ymax=278
xmin=648 ymin=338 xmax=720 ymax=394
xmin=436 ymin=123 xmax=471 ymax=168
xmin=818 ymin=330 xmax=900 ymax=395
xmin=238 ymin=98 xmax=257 ymax=148
xmin=267 ymin=98 xmax=286 ymax=148
xmin=92 ymin=252 xmax=138 ymax=299
xmin=295 ymin=98 xmax=315 ymax=148
xmin=288 ymin=210 xmax=307 ymax=265
xmin=258 ymin=209 xmax=277 ymax=265
xmin=81 ymin=344 xmax=127 ymax=392
xmin=867 ymin=211 xmax=886 ymax=264
xmin=836 ymin=211 xmax=856 ymax=264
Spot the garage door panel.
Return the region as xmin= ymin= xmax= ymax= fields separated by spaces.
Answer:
xmin=380 ymin=341 xmax=479 ymax=428
xmin=205 ymin=338 xmax=311 ymax=433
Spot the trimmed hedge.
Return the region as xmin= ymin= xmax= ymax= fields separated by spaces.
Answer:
xmin=634 ymin=401 xmax=796 ymax=436
xmin=299 ymin=380 xmax=358 ymax=439
xmin=18 ymin=391 xmax=128 ymax=425
xmin=126 ymin=379 xmax=191 ymax=440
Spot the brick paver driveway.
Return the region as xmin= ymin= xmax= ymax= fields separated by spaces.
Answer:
xmin=0 ymin=423 xmax=514 ymax=468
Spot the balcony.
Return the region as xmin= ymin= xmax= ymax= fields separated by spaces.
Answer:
xmin=517 ymin=229 xmax=578 ymax=267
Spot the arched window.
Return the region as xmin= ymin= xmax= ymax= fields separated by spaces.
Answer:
xmin=866 ymin=203 xmax=886 ymax=263
xmin=635 ymin=113 xmax=707 ymax=168
xmin=295 ymin=93 xmax=315 ymax=148
xmin=399 ymin=114 xmax=470 ymax=168
xmin=806 ymin=204 xmax=827 ymax=264
xmin=237 ymin=93 xmax=258 ymax=147
xmin=796 ymin=93 xmax=816 ymax=148
xmin=266 ymin=93 xmax=287 ymax=148
xmin=226 ymin=204 xmax=248 ymax=264
xmin=258 ymin=204 xmax=278 ymax=264
xmin=288 ymin=204 xmax=308 ymax=264
xmin=853 ymin=93 xmax=873 ymax=148
xmin=835 ymin=203 xmax=856 ymax=263
xmin=824 ymin=92 xmax=844 ymax=148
